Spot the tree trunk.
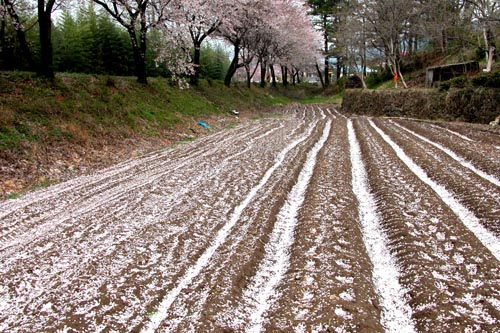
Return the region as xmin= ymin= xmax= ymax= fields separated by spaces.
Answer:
xmin=15 ymin=26 xmax=33 ymax=70
xmin=37 ymin=0 xmax=54 ymax=79
xmin=282 ymin=65 xmax=288 ymax=87
xmin=315 ymin=63 xmax=325 ymax=89
xmin=441 ymin=29 xmax=448 ymax=55
xmin=486 ymin=46 xmax=495 ymax=72
xmin=190 ymin=41 xmax=201 ymax=85
xmin=360 ymin=75 xmax=367 ymax=89
xmin=5 ymin=0 xmax=34 ymax=69
xmin=260 ymin=59 xmax=267 ymax=88
xmin=484 ymin=26 xmax=497 ymax=72
xmin=224 ymin=40 xmax=241 ymax=87
xmin=245 ymin=64 xmax=251 ymax=88
xmin=324 ymin=55 xmax=330 ymax=87
xmin=293 ymin=68 xmax=300 ymax=84
xmin=128 ymin=27 xmax=147 ymax=84
xmin=398 ymin=67 xmax=408 ymax=89
xmin=269 ymin=64 xmax=277 ymax=88
xmin=323 ymin=15 xmax=330 ymax=87
xmin=0 ymin=13 xmax=5 ymax=62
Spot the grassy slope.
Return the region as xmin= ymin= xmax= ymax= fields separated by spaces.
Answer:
xmin=0 ymin=72 xmax=292 ymax=150
xmin=0 ymin=72 xmax=333 ymax=198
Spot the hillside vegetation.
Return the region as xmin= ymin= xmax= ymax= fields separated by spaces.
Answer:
xmin=0 ymin=72 xmax=332 ymax=199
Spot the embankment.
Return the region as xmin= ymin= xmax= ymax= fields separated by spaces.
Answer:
xmin=342 ymin=88 xmax=500 ymax=123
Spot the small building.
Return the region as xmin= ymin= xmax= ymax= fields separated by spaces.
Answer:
xmin=345 ymin=75 xmax=363 ymax=89
xmin=425 ymin=61 xmax=480 ymax=88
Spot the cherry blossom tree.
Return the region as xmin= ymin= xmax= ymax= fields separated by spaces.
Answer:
xmin=271 ymin=0 xmax=322 ymax=86
xmin=236 ymin=0 xmax=276 ymax=87
xmin=91 ymin=0 xmax=171 ymax=83
xmin=217 ymin=0 xmax=264 ymax=87
xmin=221 ymin=0 xmax=321 ymax=88
xmin=1 ymin=0 xmax=34 ymax=69
xmin=154 ymin=18 xmax=195 ymax=81
xmin=170 ymin=0 xmax=231 ymax=85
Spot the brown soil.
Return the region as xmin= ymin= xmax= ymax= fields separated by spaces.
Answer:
xmin=0 ymin=111 xmax=258 ymax=200
xmin=0 ymin=106 xmax=499 ymax=332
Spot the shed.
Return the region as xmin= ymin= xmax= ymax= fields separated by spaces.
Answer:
xmin=345 ymin=75 xmax=363 ymax=89
xmin=425 ymin=61 xmax=480 ymax=88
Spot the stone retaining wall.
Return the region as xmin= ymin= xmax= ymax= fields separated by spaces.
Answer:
xmin=342 ymin=88 xmax=500 ymax=123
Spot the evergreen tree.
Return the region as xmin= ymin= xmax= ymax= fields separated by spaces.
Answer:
xmin=95 ymin=13 xmax=134 ymax=76
xmin=200 ymin=43 xmax=230 ymax=81
xmin=306 ymin=0 xmax=343 ymax=86
xmin=53 ymin=10 xmax=86 ymax=72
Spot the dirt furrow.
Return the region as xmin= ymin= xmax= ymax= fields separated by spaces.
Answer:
xmin=0 ymin=120 xmax=258 ymax=216
xmin=0 ymin=119 xmax=288 ymax=250
xmin=0 ymin=119 xmax=278 ymax=240
xmin=373 ymin=118 xmax=500 ymax=238
xmin=3 ymin=108 xmax=500 ymax=333
xmin=349 ymin=119 xmax=416 ymax=333
xmin=233 ymin=118 xmax=332 ymax=333
xmin=0 ymin=110 xmax=310 ymax=332
xmin=391 ymin=119 xmax=500 ymax=184
xmin=430 ymin=121 xmax=500 ymax=148
xmin=176 ymin=143 xmax=312 ymax=332
xmin=140 ymin=110 xmax=325 ymax=333
xmin=356 ymin=118 xmax=500 ymax=332
xmin=263 ymin=117 xmax=384 ymax=333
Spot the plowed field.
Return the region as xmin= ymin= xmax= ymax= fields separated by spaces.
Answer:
xmin=1 ymin=106 xmax=499 ymax=333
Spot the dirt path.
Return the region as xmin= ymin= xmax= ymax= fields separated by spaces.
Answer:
xmin=1 ymin=107 xmax=499 ymax=332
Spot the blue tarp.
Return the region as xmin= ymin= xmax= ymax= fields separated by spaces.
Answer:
xmin=198 ymin=121 xmax=210 ymax=130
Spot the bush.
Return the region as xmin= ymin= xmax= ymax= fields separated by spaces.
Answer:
xmin=365 ymin=67 xmax=393 ymax=89
xmin=439 ymin=76 xmax=469 ymax=91
xmin=336 ymin=76 xmax=346 ymax=90
xmin=472 ymin=70 xmax=500 ymax=88
xmin=439 ymin=81 xmax=451 ymax=91
xmin=449 ymin=76 xmax=468 ymax=88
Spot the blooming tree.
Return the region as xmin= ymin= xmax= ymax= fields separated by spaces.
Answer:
xmin=91 ymin=0 xmax=172 ymax=83
xmin=216 ymin=0 xmax=264 ymax=86
xmin=0 ymin=0 xmax=34 ymax=69
xmin=273 ymin=0 xmax=322 ymax=85
xmin=170 ymin=0 xmax=232 ymax=85
xmin=220 ymin=0 xmax=321 ymax=87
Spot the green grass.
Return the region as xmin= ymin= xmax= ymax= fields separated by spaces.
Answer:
xmin=299 ymin=93 xmax=343 ymax=104
xmin=5 ymin=192 xmax=22 ymax=200
xmin=0 ymin=72 xmax=330 ymax=151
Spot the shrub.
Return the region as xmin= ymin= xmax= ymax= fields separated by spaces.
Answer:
xmin=365 ymin=66 xmax=393 ymax=89
xmin=439 ymin=76 xmax=468 ymax=91
xmin=449 ymin=76 xmax=468 ymax=88
xmin=472 ymin=70 xmax=500 ymax=88
xmin=439 ymin=81 xmax=452 ymax=91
